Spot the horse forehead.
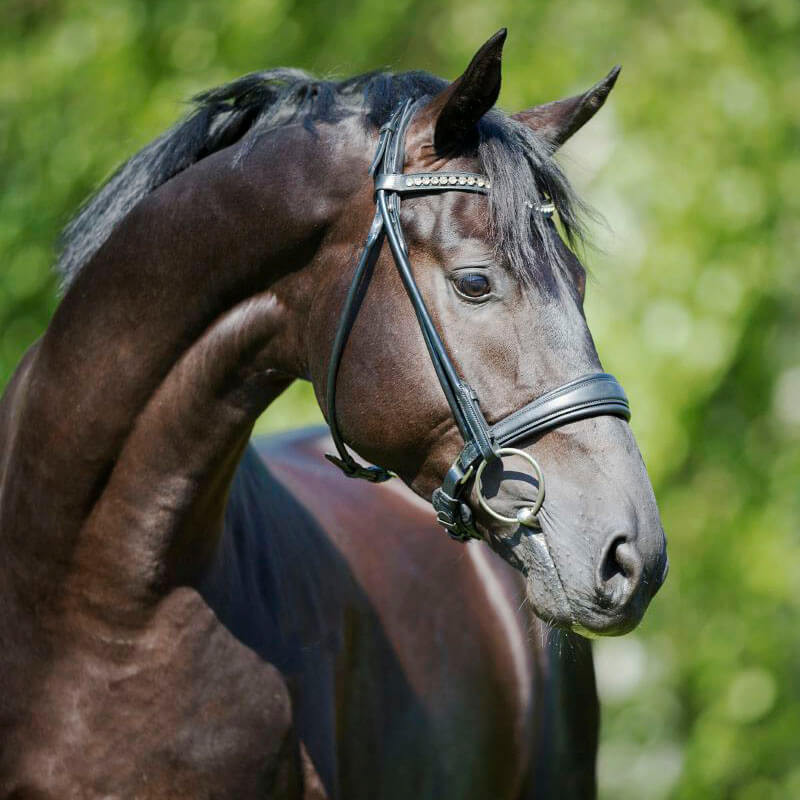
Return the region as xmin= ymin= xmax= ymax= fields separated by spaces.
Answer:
xmin=403 ymin=192 xmax=492 ymax=245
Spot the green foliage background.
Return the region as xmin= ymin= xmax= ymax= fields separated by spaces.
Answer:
xmin=1 ymin=1 xmax=798 ymax=797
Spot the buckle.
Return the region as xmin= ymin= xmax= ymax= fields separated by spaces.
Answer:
xmin=325 ymin=454 xmax=394 ymax=483
xmin=432 ymin=487 xmax=482 ymax=542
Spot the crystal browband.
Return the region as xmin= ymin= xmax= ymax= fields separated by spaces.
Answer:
xmin=374 ymin=172 xmax=490 ymax=194
xmin=373 ymin=172 xmax=554 ymax=216
xmin=527 ymin=200 xmax=555 ymax=216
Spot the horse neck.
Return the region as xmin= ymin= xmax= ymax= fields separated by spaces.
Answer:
xmin=0 ymin=120 xmax=368 ymax=622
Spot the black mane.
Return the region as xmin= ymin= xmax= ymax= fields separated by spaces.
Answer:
xmin=57 ymin=68 xmax=587 ymax=288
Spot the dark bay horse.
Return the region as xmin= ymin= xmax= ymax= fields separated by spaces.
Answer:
xmin=0 ymin=30 xmax=667 ymax=798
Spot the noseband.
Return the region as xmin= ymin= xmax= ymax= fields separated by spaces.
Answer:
xmin=325 ymin=99 xmax=631 ymax=542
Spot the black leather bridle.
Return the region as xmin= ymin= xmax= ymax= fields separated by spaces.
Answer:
xmin=324 ymin=99 xmax=631 ymax=541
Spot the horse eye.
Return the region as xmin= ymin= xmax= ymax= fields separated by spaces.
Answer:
xmin=454 ymin=273 xmax=491 ymax=299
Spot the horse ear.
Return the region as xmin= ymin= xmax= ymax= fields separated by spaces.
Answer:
xmin=512 ymin=66 xmax=621 ymax=151
xmin=418 ymin=29 xmax=506 ymax=155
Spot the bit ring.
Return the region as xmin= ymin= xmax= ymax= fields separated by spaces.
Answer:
xmin=474 ymin=447 xmax=545 ymax=526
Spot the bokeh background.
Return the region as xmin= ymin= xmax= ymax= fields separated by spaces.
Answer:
xmin=1 ymin=0 xmax=798 ymax=797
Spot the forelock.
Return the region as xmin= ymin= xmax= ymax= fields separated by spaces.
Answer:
xmin=476 ymin=111 xmax=590 ymax=285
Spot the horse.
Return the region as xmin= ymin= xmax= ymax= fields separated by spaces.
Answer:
xmin=0 ymin=29 xmax=667 ymax=799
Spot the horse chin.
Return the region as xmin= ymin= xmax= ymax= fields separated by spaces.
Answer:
xmin=570 ymin=617 xmax=639 ymax=639
xmin=569 ymin=597 xmax=649 ymax=637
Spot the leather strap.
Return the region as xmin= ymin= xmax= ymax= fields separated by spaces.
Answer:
xmin=324 ymin=205 xmax=393 ymax=482
xmin=493 ymin=373 xmax=630 ymax=445
xmin=374 ymin=99 xmax=497 ymax=464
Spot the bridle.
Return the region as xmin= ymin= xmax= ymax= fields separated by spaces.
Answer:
xmin=324 ymin=98 xmax=631 ymax=542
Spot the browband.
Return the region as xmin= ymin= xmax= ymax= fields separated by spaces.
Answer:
xmin=374 ymin=172 xmax=490 ymax=194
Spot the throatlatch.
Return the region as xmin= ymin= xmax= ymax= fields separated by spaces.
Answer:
xmin=324 ymin=100 xmax=631 ymax=541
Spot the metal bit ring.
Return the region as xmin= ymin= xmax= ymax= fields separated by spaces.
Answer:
xmin=475 ymin=447 xmax=545 ymax=527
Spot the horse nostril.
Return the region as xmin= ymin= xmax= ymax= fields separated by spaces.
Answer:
xmin=596 ymin=534 xmax=643 ymax=608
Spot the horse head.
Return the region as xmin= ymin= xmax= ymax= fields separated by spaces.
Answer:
xmin=301 ymin=31 xmax=668 ymax=636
